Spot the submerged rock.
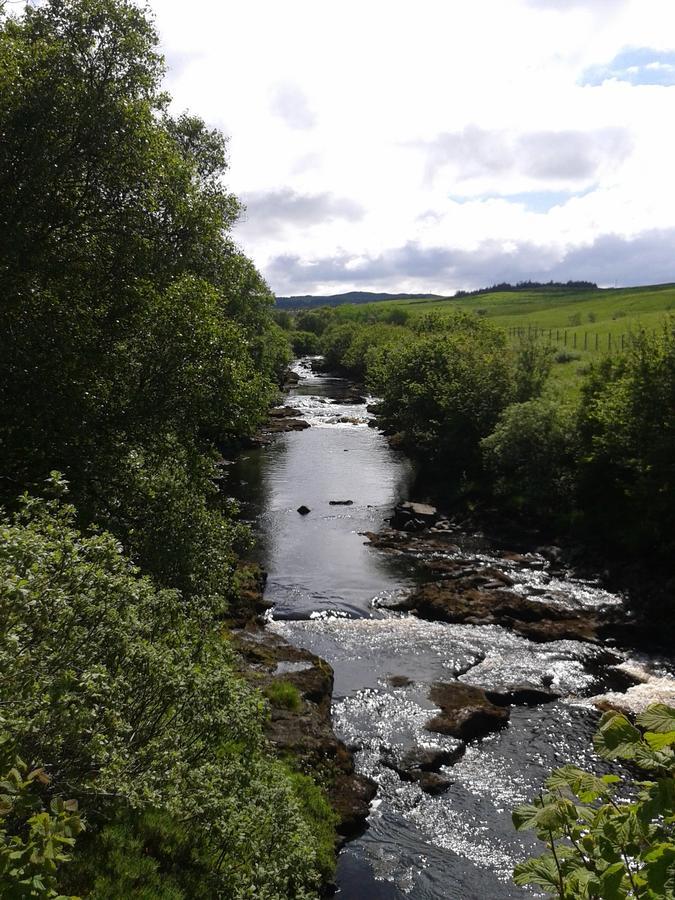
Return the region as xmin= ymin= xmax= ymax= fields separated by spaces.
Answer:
xmin=297 ymin=505 xmax=311 ymax=515
xmin=329 ymin=499 xmax=354 ymax=506
xmin=380 ymin=744 xmax=464 ymax=795
xmin=590 ymin=661 xmax=675 ymax=716
xmin=425 ymin=682 xmax=510 ymax=740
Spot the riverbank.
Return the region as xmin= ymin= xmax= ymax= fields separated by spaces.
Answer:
xmin=226 ymin=565 xmax=376 ymax=853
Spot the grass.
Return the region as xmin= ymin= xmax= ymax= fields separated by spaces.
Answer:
xmin=333 ymin=282 xmax=675 ymax=395
xmin=263 ymin=680 xmax=302 ymax=711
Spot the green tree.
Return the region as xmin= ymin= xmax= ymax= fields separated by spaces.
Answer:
xmin=1 ymin=490 xmax=326 ymax=898
xmin=577 ymin=323 xmax=675 ymax=561
xmin=0 ymin=0 xmax=286 ymax=589
xmin=367 ymin=313 xmax=513 ymax=477
xmin=481 ymin=397 xmax=579 ymax=520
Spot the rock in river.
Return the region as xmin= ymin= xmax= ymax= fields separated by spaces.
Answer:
xmin=390 ymin=500 xmax=439 ymax=531
xmin=393 ymin=578 xmax=600 ymax=643
xmin=425 ymin=682 xmax=510 ymax=740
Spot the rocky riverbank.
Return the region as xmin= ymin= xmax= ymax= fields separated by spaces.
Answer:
xmin=228 ymin=566 xmax=376 ymax=852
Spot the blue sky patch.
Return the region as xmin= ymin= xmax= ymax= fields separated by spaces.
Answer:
xmin=449 ymin=188 xmax=593 ymax=213
xmin=580 ymin=47 xmax=675 ymax=86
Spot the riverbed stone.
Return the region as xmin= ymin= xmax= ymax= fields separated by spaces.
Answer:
xmin=425 ymin=682 xmax=510 ymax=740
xmin=379 ymin=744 xmax=463 ymax=795
xmin=297 ymin=505 xmax=311 ymax=515
xmin=484 ymin=684 xmax=560 ymax=706
xmin=390 ymin=501 xmax=439 ymax=531
xmin=394 ymin=578 xmax=600 ymax=643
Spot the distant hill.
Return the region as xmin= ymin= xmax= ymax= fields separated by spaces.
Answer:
xmin=274 ymin=291 xmax=448 ymax=310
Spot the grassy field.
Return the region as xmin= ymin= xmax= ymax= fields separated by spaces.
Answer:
xmin=333 ymin=282 xmax=675 ymax=395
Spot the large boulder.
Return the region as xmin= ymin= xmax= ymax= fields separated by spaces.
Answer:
xmin=393 ymin=578 xmax=600 ymax=643
xmin=390 ymin=501 xmax=439 ymax=531
xmin=425 ymin=682 xmax=510 ymax=740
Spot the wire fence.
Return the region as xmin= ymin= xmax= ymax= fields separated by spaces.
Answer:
xmin=507 ymin=325 xmax=661 ymax=353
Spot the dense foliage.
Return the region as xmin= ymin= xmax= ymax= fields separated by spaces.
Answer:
xmin=367 ymin=314 xmax=513 ymax=475
xmin=0 ymin=0 xmax=289 ymax=587
xmin=0 ymin=0 xmax=330 ymax=896
xmin=295 ymin=305 xmax=674 ymax=567
xmin=1 ymin=490 xmax=326 ymax=897
xmin=576 ymin=325 xmax=675 ymax=561
xmin=513 ymin=704 xmax=675 ymax=899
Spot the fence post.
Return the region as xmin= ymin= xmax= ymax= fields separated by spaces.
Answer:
xmin=573 ymin=332 xmax=577 ymax=349
xmin=564 ymin=330 xmax=567 ymax=346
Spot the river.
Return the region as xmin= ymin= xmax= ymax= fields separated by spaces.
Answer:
xmin=227 ymin=358 xmax=673 ymax=899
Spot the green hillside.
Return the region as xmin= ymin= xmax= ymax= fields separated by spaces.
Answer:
xmin=331 ymin=282 xmax=675 ymax=393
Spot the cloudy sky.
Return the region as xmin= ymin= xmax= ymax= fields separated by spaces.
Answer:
xmin=154 ymin=0 xmax=675 ymax=295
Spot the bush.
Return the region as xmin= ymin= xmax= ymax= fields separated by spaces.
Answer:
xmin=514 ymin=337 xmax=554 ymax=401
xmin=0 ymin=490 xmax=327 ymax=897
xmin=481 ymin=398 xmax=579 ymax=520
xmin=577 ymin=322 xmax=675 ymax=561
xmin=295 ymin=308 xmax=335 ymax=336
xmin=513 ymin=703 xmax=675 ymax=898
xmin=290 ymin=330 xmax=321 ymax=356
xmin=367 ymin=313 xmax=513 ymax=476
xmin=321 ymin=323 xmax=360 ymax=371
xmin=384 ymin=308 xmax=410 ymax=326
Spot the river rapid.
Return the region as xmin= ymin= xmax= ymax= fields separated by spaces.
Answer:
xmin=227 ymin=359 xmax=674 ymax=900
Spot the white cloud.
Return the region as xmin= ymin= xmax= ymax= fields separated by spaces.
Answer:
xmin=269 ymin=83 xmax=316 ymax=130
xmin=151 ymin=0 xmax=675 ymax=293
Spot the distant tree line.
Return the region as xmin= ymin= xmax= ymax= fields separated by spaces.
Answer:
xmin=275 ymin=290 xmax=446 ymax=310
xmin=454 ymin=280 xmax=598 ymax=298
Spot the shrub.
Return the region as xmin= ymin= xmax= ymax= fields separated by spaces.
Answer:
xmin=367 ymin=313 xmax=513 ymax=476
xmin=321 ymin=323 xmax=360 ymax=371
xmin=264 ymin=681 xmax=303 ymax=711
xmin=577 ymin=322 xmax=675 ymax=561
xmin=290 ymin=330 xmax=321 ymax=356
xmin=513 ymin=703 xmax=675 ymax=898
xmin=0 ymin=491 xmax=326 ymax=897
xmin=384 ymin=308 xmax=410 ymax=326
xmin=481 ymin=397 xmax=578 ymax=519
xmin=0 ymin=757 xmax=84 ymax=898
xmin=514 ymin=337 xmax=554 ymax=401
xmin=295 ymin=308 xmax=335 ymax=336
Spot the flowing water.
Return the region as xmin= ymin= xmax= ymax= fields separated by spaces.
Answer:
xmin=227 ymin=359 xmax=673 ymax=900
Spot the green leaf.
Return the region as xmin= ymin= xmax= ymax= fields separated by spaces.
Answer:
xmin=593 ymin=712 xmax=643 ymax=761
xmin=636 ymin=704 xmax=675 ymax=734
xmin=642 ymin=842 xmax=675 ymax=889
xmin=513 ymin=853 xmax=563 ymax=890
xmin=599 ymin=861 xmax=628 ymax=899
xmin=546 ymin=764 xmax=613 ymax=802
xmin=512 ymin=803 xmax=543 ymax=832
xmin=644 ymin=730 xmax=675 ymax=750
